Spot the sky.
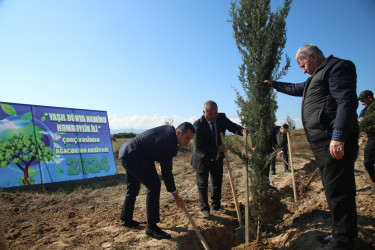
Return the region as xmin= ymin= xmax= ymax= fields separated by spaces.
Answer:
xmin=0 ymin=0 xmax=374 ymax=132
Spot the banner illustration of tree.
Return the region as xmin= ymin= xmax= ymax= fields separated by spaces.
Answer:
xmin=0 ymin=102 xmax=117 ymax=188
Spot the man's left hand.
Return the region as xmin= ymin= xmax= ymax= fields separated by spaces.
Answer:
xmin=330 ymin=140 xmax=345 ymax=160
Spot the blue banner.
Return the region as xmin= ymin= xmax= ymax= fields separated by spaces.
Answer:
xmin=0 ymin=102 xmax=117 ymax=188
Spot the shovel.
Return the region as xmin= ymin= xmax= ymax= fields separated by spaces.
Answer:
xmin=220 ymin=133 xmax=245 ymax=243
xmin=181 ymin=204 xmax=211 ymax=250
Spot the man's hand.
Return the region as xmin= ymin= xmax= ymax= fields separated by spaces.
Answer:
xmin=264 ymin=80 xmax=274 ymax=86
xmin=242 ymin=128 xmax=249 ymax=136
xmin=277 ymin=151 xmax=284 ymax=157
xmin=172 ymin=192 xmax=184 ymax=208
xmin=218 ymin=144 xmax=226 ymax=153
xmin=330 ymin=140 xmax=345 ymax=160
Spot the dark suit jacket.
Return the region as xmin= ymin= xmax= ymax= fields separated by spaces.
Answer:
xmin=118 ymin=125 xmax=178 ymax=192
xmin=276 ymin=130 xmax=288 ymax=153
xmin=191 ymin=113 xmax=243 ymax=173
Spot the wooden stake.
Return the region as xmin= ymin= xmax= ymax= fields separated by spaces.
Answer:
xmin=287 ymin=132 xmax=298 ymax=202
xmin=220 ymin=133 xmax=244 ymax=240
xmin=243 ymin=131 xmax=250 ymax=243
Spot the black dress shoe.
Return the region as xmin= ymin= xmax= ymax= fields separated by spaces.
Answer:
xmin=123 ymin=220 xmax=146 ymax=228
xmin=145 ymin=225 xmax=171 ymax=240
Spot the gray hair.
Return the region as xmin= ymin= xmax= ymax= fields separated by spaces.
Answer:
xmin=295 ymin=44 xmax=325 ymax=60
xmin=203 ymin=100 xmax=218 ymax=111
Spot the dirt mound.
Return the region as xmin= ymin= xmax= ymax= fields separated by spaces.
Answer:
xmin=1 ymin=145 xmax=375 ymax=249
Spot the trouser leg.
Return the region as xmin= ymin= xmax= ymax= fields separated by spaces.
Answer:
xmin=121 ymin=170 xmax=141 ymax=222
xmin=270 ymin=157 xmax=276 ymax=172
xmin=121 ymin=156 xmax=161 ymax=226
xmin=283 ymin=152 xmax=289 ymax=171
xmin=143 ymin=174 xmax=161 ymax=226
xmin=210 ymin=161 xmax=223 ymax=209
xmin=196 ymin=170 xmax=210 ymax=211
xmin=312 ymin=136 xmax=358 ymax=248
xmin=364 ymin=138 xmax=375 ymax=184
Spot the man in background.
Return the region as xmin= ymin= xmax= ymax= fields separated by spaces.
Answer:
xmin=191 ymin=100 xmax=245 ymax=218
xmin=270 ymin=124 xmax=291 ymax=175
xmin=119 ymin=122 xmax=195 ymax=240
xmin=358 ymin=90 xmax=375 ymax=189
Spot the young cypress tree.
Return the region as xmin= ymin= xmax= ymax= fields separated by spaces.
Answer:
xmin=230 ymin=0 xmax=292 ymax=241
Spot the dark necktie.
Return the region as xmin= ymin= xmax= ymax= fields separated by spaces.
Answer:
xmin=211 ymin=122 xmax=217 ymax=146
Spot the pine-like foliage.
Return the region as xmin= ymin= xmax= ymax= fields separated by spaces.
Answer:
xmin=230 ymin=0 xmax=292 ymax=241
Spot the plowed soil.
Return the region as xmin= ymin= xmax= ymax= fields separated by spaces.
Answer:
xmin=1 ymin=137 xmax=375 ymax=249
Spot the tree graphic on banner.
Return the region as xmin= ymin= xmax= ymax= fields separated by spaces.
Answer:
xmin=0 ymin=103 xmax=56 ymax=185
xmin=0 ymin=134 xmax=55 ymax=185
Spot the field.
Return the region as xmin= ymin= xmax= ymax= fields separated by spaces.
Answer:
xmin=1 ymin=130 xmax=375 ymax=249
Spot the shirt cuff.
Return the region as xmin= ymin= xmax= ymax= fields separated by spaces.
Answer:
xmin=332 ymin=128 xmax=347 ymax=142
xmin=170 ymin=190 xmax=178 ymax=194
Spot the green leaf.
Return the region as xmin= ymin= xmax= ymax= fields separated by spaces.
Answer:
xmin=28 ymin=168 xmax=38 ymax=177
xmin=56 ymin=167 xmax=64 ymax=173
xmin=41 ymin=116 xmax=46 ymax=122
xmin=1 ymin=103 xmax=16 ymax=116
xmin=22 ymin=124 xmax=36 ymax=136
xmin=21 ymin=112 xmax=33 ymax=121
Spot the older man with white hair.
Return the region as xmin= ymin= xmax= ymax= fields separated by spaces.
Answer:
xmin=264 ymin=44 xmax=359 ymax=250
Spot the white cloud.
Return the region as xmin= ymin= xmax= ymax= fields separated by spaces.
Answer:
xmin=276 ymin=118 xmax=303 ymax=129
xmin=108 ymin=113 xmax=199 ymax=130
xmin=108 ymin=113 xmax=299 ymax=131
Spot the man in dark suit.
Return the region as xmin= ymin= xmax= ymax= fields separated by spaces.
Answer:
xmin=119 ymin=122 xmax=195 ymax=240
xmin=191 ymin=100 xmax=244 ymax=218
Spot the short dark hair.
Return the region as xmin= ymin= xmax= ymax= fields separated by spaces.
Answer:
xmin=176 ymin=122 xmax=195 ymax=134
xmin=358 ymin=90 xmax=374 ymax=100
xmin=282 ymin=123 xmax=289 ymax=129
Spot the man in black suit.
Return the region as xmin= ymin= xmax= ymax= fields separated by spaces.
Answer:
xmin=119 ymin=122 xmax=195 ymax=239
xmin=191 ymin=100 xmax=244 ymax=218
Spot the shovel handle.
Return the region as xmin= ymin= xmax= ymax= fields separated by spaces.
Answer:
xmin=181 ymin=204 xmax=211 ymax=250
xmin=220 ymin=133 xmax=243 ymax=227
xmin=287 ymin=132 xmax=298 ymax=202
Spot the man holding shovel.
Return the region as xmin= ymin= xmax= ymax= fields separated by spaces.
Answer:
xmin=191 ymin=100 xmax=245 ymax=218
xmin=119 ymin=122 xmax=195 ymax=240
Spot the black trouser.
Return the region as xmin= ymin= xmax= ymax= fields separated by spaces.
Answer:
xmin=120 ymin=156 xmax=161 ymax=226
xmin=196 ymin=159 xmax=223 ymax=212
xmin=312 ymin=134 xmax=358 ymax=249
xmin=270 ymin=151 xmax=289 ymax=172
xmin=364 ymin=137 xmax=375 ymax=185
